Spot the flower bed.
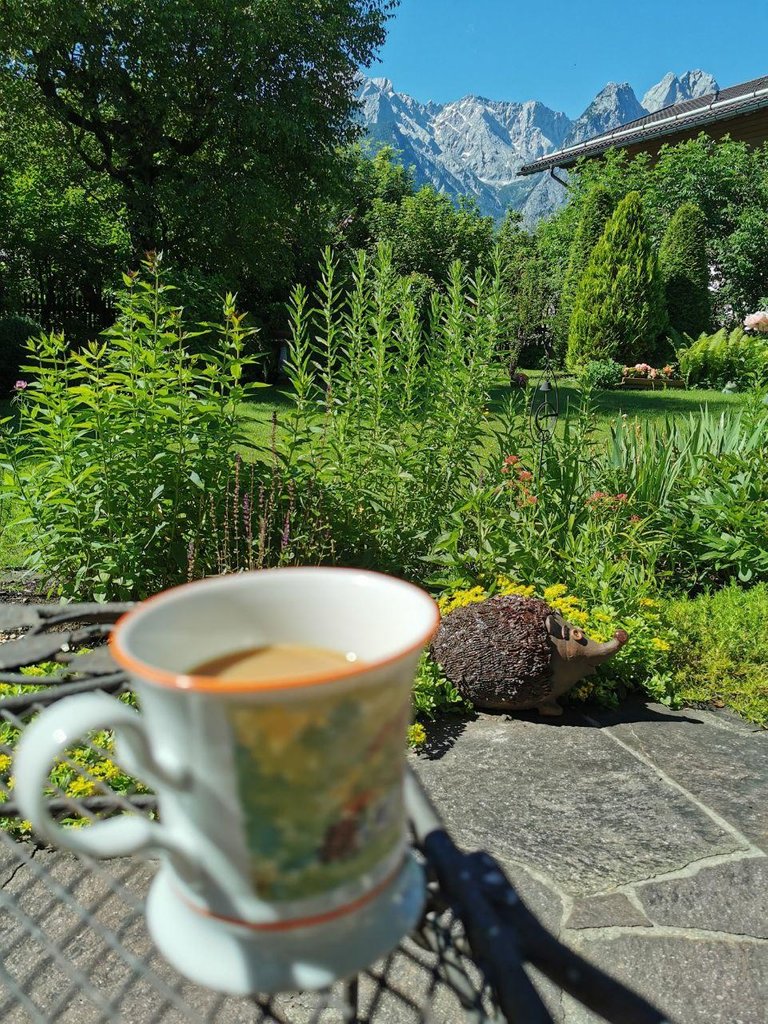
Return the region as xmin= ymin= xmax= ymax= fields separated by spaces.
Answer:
xmin=620 ymin=363 xmax=684 ymax=389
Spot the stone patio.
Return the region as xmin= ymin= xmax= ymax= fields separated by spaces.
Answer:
xmin=1 ymin=698 xmax=766 ymax=1023
xmin=415 ymin=700 xmax=767 ymax=1024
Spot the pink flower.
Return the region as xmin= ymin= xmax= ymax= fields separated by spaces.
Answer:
xmin=13 ymin=380 xmax=28 ymax=391
xmin=615 ymin=493 xmax=628 ymax=502
xmin=630 ymin=514 xmax=641 ymax=523
xmin=517 ymin=470 xmax=533 ymax=482
xmin=744 ymin=311 xmax=768 ymax=333
xmin=504 ymin=455 xmax=521 ymax=466
xmin=648 ymin=368 xmax=658 ymax=379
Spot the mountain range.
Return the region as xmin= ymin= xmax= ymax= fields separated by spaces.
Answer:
xmin=357 ymin=70 xmax=718 ymax=224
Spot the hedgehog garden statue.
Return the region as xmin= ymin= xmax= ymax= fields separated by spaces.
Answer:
xmin=430 ymin=594 xmax=628 ymax=716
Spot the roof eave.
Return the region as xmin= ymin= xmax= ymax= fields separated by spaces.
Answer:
xmin=518 ymin=89 xmax=768 ymax=177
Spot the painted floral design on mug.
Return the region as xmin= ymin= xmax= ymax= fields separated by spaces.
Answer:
xmin=227 ymin=679 xmax=410 ymax=903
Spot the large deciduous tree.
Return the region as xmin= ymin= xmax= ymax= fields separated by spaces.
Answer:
xmin=0 ymin=75 xmax=129 ymax=319
xmin=334 ymin=146 xmax=495 ymax=282
xmin=0 ymin=0 xmax=396 ymax=295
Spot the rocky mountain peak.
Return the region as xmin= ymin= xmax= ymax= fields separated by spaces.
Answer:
xmin=566 ymin=82 xmax=647 ymax=145
xmin=642 ymin=70 xmax=719 ymax=112
xmin=357 ymin=69 xmax=719 ymax=225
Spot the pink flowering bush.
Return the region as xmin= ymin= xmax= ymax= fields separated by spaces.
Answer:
xmin=621 ymin=362 xmax=680 ymax=381
xmin=743 ymin=310 xmax=768 ymax=333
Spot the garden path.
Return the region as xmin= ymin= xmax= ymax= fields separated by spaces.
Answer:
xmin=416 ymin=700 xmax=768 ymax=1024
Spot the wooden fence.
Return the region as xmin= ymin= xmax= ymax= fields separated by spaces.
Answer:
xmin=13 ymin=285 xmax=114 ymax=332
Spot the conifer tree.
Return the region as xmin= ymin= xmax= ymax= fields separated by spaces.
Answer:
xmin=659 ymin=202 xmax=710 ymax=338
xmin=555 ymin=184 xmax=615 ymax=360
xmin=567 ymin=191 xmax=667 ymax=367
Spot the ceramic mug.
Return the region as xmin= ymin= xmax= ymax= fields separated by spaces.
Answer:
xmin=15 ymin=568 xmax=439 ymax=995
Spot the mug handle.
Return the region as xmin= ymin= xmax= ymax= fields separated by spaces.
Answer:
xmin=14 ymin=692 xmax=194 ymax=862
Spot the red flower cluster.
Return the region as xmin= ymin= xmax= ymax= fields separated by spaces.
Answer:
xmin=586 ymin=491 xmax=628 ymax=507
xmin=501 ymin=456 xmax=538 ymax=506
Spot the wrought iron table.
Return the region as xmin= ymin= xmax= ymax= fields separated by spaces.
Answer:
xmin=0 ymin=602 xmax=671 ymax=1023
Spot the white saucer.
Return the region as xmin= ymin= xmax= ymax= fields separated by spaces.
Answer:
xmin=145 ymin=856 xmax=425 ymax=995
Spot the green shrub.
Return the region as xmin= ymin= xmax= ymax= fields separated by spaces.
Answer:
xmin=424 ymin=577 xmax=674 ymax=712
xmin=279 ymin=243 xmax=508 ymax=580
xmin=664 ymin=584 xmax=768 ymax=725
xmin=0 ymin=314 xmax=42 ymax=394
xmin=677 ymin=326 xmax=768 ymax=389
xmin=555 ymin=184 xmax=615 ymax=362
xmin=659 ymin=203 xmax=710 ymax=338
xmin=429 ymin=398 xmax=768 ymax=601
xmin=1 ymin=255 xmax=261 ymax=600
xmin=580 ymin=359 xmax=623 ymax=390
xmin=568 ymin=192 xmax=667 ymax=367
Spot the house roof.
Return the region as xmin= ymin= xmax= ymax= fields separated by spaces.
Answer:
xmin=518 ymin=74 xmax=768 ymax=176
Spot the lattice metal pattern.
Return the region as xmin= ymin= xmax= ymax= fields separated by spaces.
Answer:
xmin=0 ymin=602 xmax=671 ymax=1024
xmin=0 ymin=602 xmax=500 ymax=1023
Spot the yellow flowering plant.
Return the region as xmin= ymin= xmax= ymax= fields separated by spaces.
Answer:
xmin=0 ymin=665 xmax=150 ymax=839
xmin=424 ymin=576 xmax=678 ymax=714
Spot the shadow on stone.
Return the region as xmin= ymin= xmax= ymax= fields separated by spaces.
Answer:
xmin=417 ymin=713 xmax=476 ymax=760
xmin=418 ymin=699 xmax=702 ymax=760
xmin=498 ymin=698 xmax=703 ymax=730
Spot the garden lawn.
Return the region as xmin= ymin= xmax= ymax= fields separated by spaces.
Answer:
xmin=237 ymin=376 xmax=747 ymax=457
xmin=238 ymin=385 xmax=294 ymax=450
xmin=497 ymin=371 xmax=746 ymax=436
xmin=0 ymin=398 xmax=31 ymax=572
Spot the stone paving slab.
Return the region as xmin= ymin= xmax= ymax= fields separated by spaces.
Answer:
xmin=583 ymin=705 xmax=768 ymax=852
xmin=561 ymin=935 xmax=767 ymax=1024
xmin=414 ymin=701 xmax=768 ymax=1023
xmin=414 ymin=711 xmax=745 ymax=897
xmin=632 ymin=854 xmax=768 ymax=939
xmin=565 ymin=893 xmax=651 ymax=930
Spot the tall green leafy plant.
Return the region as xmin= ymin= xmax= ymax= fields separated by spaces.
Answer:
xmin=279 ymin=243 xmax=510 ymax=580
xmin=568 ymin=191 xmax=667 ymax=367
xmin=1 ymin=255 xmax=261 ymax=600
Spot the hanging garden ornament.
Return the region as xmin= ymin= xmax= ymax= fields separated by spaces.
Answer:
xmin=528 ymin=325 xmax=559 ymax=451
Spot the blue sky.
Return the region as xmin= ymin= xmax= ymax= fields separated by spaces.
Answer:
xmin=370 ymin=0 xmax=768 ymax=117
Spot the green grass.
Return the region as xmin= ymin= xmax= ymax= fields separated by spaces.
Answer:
xmin=238 ymin=384 xmax=295 ymax=449
xmin=493 ymin=371 xmax=745 ymax=436
xmin=0 ymin=398 xmax=31 ymax=572
xmin=236 ymin=374 xmax=747 ymax=455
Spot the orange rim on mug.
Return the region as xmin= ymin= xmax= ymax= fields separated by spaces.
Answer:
xmin=173 ymin=859 xmax=405 ymax=932
xmin=109 ymin=567 xmax=441 ymax=693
